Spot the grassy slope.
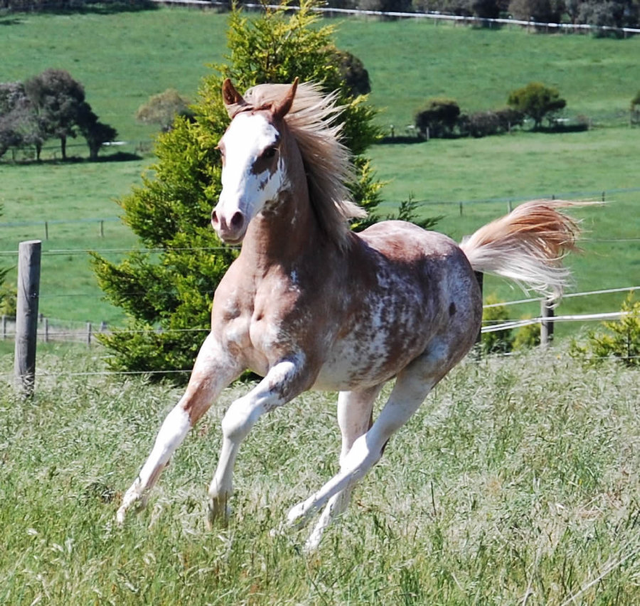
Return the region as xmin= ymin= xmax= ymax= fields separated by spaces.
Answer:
xmin=1 ymin=348 xmax=639 ymax=604
xmin=0 ymin=10 xmax=638 ymax=326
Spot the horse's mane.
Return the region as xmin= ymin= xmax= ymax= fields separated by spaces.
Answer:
xmin=240 ymin=82 xmax=366 ymax=250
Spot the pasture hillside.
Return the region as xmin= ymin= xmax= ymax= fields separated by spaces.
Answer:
xmin=0 ymin=9 xmax=638 ymax=328
xmin=1 ymin=347 xmax=640 ymax=604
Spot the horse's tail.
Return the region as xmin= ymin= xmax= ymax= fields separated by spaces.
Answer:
xmin=459 ymin=200 xmax=587 ymax=299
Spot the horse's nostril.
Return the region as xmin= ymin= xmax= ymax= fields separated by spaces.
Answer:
xmin=211 ymin=210 xmax=219 ymax=226
xmin=230 ymin=211 xmax=244 ymax=228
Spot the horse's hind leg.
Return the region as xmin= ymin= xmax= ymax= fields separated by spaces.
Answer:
xmin=288 ymin=339 xmax=462 ymax=537
xmin=117 ymin=333 xmax=240 ymax=524
xmin=305 ymin=385 xmax=383 ymax=551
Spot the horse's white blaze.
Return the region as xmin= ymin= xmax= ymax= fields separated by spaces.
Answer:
xmin=218 ymin=113 xmax=287 ymax=223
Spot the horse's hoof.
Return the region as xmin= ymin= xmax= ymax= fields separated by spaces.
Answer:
xmin=207 ymin=496 xmax=230 ymax=529
xmin=287 ymin=501 xmax=309 ymax=527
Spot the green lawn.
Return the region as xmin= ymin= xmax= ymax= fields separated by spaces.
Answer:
xmin=0 ymin=8 xmax=638 ymax=328
xmin=1 ymin=347 xmax=639 ymax=604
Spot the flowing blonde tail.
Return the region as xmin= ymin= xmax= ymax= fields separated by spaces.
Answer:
xmin=460 ymin=200 xmax=587 ymax=299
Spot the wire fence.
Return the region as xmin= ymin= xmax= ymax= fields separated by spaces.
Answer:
xmin=1 ymin=185 xmax=638 ymax=245
xmin=0 ymin=284 xmax=636 ymax=344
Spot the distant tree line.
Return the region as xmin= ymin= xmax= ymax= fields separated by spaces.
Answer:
xmin=237 ymin=0 xmax=640 ymax=32
xmin=0 ymin=69 xmax=117 ymax=162
xmin=2 ymin=0 xmax=639 ymax=32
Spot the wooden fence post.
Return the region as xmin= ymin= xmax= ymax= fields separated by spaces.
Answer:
xmin=87 ymin=322 xmax=92 ymax=347
xmin=14 ymin=240 xmax=41 ymax=397
xmin=540 ymin=298 xmax=554 ymax=347
xmin=44 ymin=317 xmax=49 ymax=343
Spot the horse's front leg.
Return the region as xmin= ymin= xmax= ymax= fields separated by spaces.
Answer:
xmin=117 ymin=333 xmax=241 ymax=524
xmin=208 ymin=355 xmax=310 ymax=524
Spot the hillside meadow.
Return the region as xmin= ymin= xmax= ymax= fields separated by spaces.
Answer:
xmin=1 ymin=346 xmax=640 ymax=604
xmin=0 ymin=8 xmax=638 ymax=329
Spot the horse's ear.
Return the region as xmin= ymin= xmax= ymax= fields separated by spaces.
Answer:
xmin=272 ymin=78 xmax=299 ymax=120
xmin=222 ymin=78 xmax=248 ymax=117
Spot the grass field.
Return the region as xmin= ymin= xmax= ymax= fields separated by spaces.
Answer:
xmin=1 ymin=347 xmax=640 ymax=604
xmin=0 ymin=9 xmax=638 ymax=329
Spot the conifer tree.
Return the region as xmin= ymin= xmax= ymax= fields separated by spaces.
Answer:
xmin=93 ymin=1 xmax=389 ymax=381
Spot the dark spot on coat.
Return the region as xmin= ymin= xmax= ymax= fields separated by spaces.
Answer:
xmin=449 ymin=302 xmax=456 ymax=316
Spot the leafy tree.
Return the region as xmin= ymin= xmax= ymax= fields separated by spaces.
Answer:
xmin=0 ymin=82 xmax=32 ymax=159
xmin=577 ymin=0 xmax=639 ymax=32
xmin=24 ymin=69 xmax=89 ymax=160
xmin=507 ymin=82 xmax=566 ymax=129
xmin=508 ymin=0 xmax=564 ymax=22
xmin=93 ymin=1 xmax=405 ymax=381
xmin=414 ymin=97 xmax=461 ymax=138
xmin=470 ymin=0 xmax=502 ymax=18
xmin=356 ymin=0 xmax=413 ymax=11
xmin=136 ymin=89 xmax=192 ymax=133
xmin=79 ymin=108 xmax=118 ymax=160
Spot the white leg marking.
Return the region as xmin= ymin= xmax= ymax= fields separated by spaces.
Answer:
xmin=117 ymin=333 xmax=240 ymax=524
xmin=208 ymin=357 xmax=307 ymax=524
xmin=117 ymin=405 xmax=191 ymax=523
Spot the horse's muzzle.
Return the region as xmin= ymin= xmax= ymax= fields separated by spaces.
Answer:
xmin=211 ymin=206 xmax=247 ymax=244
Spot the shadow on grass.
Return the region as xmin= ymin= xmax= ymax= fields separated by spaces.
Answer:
xmin=0 ymin=16 xmax=24 ymax=25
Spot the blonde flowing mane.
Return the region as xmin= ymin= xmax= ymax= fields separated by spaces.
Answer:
xmin=240 ymin=82 xmax=366 ymax=249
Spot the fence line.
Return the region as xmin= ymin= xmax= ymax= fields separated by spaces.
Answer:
xmin=154 ymin=0 xmax=640 ymax=36
xmin=1 ymin=186 xmax=637 ymax=246
xmin=481 ymin=311 xmax=631 ymax=334
xmin=0 ymin=302 xmax=634 ymax=344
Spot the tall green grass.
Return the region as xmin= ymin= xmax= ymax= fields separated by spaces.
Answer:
xmin=1 ymin=347 xmax=639 ymax=604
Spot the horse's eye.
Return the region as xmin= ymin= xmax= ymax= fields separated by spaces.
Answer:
xmin=263 ymin=147 xmax=277 ymax=159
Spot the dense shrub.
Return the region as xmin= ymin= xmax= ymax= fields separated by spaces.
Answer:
xmin=458 ymin=110 xmax=502 ymax=137
xmin=333 ymin=50 xmax=371 ymax=97
xmin=415 ymin=97 xmax=461 ymax=138
xmin=571 ymin=293 xmax=640 ymax=366
xmin=457 ymin=107 xmax=523 ymax=138
xmin=481 ymin=295 xmax=515 ymax=354
xmin=136 ymin=89 xmax=192 ymax=133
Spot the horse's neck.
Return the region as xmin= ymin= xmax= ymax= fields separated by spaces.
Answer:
xmin=238 ymin=184 xmax=325 ymax=272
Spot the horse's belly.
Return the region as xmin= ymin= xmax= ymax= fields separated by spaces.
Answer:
xmin=311 ymin=325 xmax=429 ymax=392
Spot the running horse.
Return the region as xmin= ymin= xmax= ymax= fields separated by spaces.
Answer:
xmin=117 ymin=78 xmax=582 ymax=550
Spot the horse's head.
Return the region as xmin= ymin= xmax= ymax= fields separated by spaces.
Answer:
xmin=212 ymin=78 xmax=299 ymax=244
